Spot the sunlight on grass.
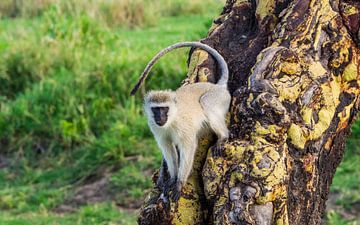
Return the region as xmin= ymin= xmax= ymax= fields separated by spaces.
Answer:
xmin=0 ymin=1 xmax=221 ymax=224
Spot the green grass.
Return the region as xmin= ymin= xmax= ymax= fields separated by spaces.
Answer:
xmin=0 ymin=1 xmax=220 ymax=224
xmin=0 ymin=203 xmax=137 ymax=225
xmin=326 ymin=133 xmax=360 ymax=225
xmin=0 ymin=0 xmax=221 ymax=28
xmin=0 ymin=1 xmax=358 ymax=225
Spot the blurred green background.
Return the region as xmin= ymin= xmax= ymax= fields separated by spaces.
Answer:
xmin=0 ymin=0 xmax=358 ymax=224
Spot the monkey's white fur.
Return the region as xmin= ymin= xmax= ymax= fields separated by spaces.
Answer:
xmin=144 ymin=82 xmax=231 ymax=188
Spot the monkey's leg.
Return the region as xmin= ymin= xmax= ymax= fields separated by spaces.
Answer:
xmin=170 ymin=138 xmax=197 ymax=201
xmin=208 ymin=115 xmax=229 ymax=157
xmin=200 ymin=90 xmax=230 ymax=157
xmin=200 ymin=91 xmax=229 ymax=140
xmin=207 ymin=114 xmax=229 ymax=143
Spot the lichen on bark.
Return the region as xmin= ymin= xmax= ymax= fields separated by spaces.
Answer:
xmin=138 ymin=0 xmax=360 ymax=224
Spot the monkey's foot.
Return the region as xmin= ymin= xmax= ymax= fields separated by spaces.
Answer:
xmin=157 ymin=193 xmax=171 ymax=211
xmin=170 ymin=180 xmax=182 ymax=202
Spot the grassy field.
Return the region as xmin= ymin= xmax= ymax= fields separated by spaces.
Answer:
xmin=0 ymin=1 xmax=358 ymax=225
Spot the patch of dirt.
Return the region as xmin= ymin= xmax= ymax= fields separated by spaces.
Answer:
xmin=326 ymin=192 xmax=360 ymax=221
xmin=54 ymin=169 xmax=154 ymax=214
xmin=54 ymin=160 xmax=156 ymax=214
xmin=55 ymin=177 xmax=112 ymax=214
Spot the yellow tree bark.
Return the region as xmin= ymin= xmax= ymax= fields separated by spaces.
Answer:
xmin=138 ymin=0 xmax=360 ymax=224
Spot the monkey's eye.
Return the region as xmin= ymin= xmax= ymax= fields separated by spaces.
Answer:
xmin=151 ymin=107 xmax=169 ymax=115
xmin=151 ymin=107 xmax=160 ymax=115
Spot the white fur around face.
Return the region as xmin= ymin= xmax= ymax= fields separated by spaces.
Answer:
xmin=144 ymin=91 xmax=177 ymax=128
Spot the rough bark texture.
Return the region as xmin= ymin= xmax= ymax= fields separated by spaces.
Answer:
xmin=138 ymin=0 xmax=360 ymax=224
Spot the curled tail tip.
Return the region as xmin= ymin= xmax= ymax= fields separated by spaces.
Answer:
xmin=217 ymin=76 xmax=229 ymax=85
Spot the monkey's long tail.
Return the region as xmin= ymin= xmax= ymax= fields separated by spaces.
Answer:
xmin=130 ymin=41 xmax=229 ymax=95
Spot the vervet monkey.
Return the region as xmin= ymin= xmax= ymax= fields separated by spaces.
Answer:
xmin=131 ymin=42 xmax=231 ymax=201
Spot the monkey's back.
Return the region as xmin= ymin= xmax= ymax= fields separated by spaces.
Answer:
xmin=174 ymin=83 xmax=220 ymax=127
xmin=175 ymin=83 xmax=216 ymax=106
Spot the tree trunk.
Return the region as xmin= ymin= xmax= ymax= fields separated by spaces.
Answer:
xmin=138 ymin=0 xmax=360 ymax=224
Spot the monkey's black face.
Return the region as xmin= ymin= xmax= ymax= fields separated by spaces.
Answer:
xmin=151 ymin=107 xmax=169 ymax=126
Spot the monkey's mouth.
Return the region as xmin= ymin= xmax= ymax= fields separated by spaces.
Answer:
xmin=155 ymin=118 xmax=167 ymax=126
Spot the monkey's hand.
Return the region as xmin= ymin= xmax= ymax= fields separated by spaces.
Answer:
xmin=212 ymin=144 xmax=223 ymax=158
xmin=169 ymin=180 xmax=182 ymax=202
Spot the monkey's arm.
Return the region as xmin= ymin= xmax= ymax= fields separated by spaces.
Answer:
xmin=156 ymin=159 xmax=169 ymax=189
xmin=156 ymin=138 xmax=179 ymax=194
